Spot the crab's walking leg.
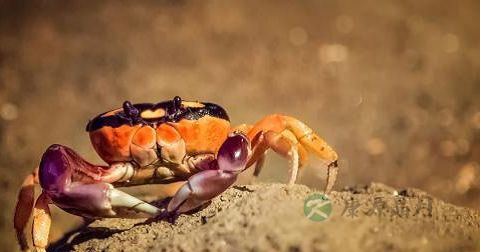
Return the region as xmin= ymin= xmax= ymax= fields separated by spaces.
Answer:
xmin=244 ymin=114 xmax=338 ymax=192
xmin=14 ymin=168 xmax=39 ymax=252
xmin=167 ymin=132 xmax=250 ymax=213
xmin=32 ymin=192 xmax=51 ymax=252
xmin=325 ymin=161 xmax=339 ymax=194
xmin=250 ymin=130 xmax=308 ymax=185
xmin=253 ymin=153 xmax=266 ymax=177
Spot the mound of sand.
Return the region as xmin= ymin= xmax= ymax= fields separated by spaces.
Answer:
xmin=53 ymin=183 xmax=479 ymax=252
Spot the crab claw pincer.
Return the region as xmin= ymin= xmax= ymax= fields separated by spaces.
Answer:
xmin=39 ymin=145 xmax=160 ymax=218
xmin=167 ymin=132 xmax=250 ymax=213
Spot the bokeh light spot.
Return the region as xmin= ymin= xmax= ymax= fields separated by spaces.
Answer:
xmin=318 ymin=44 xmax=348 ymax=63
xmin=0 ymin=103 xmax=18 ymax=121
xmin=289 ymin=27 xmax=308 ymax=46
xmin=366 ymin=138 xmax=386 ymax=155
xmin=455 ymin=162 xmax=478 ymax=194
xmin=442 ymin=33 xmax=459 ymax=53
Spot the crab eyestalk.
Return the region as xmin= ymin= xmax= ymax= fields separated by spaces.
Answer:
xmin=122 ymin=101 xmax=139 ymax=118
xmin=173 ymin=96 xmax=182 ymax=110
xmin=167 ymin=132 xmax=250 ymax=213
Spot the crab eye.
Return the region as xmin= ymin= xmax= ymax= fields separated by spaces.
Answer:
xmin=122 ymin=101 xmax=139 ymax=117
xmin=122 ymin=101 xmax=132 ymax=112
xmin=173 ymin=96 xmax=182 ymax=108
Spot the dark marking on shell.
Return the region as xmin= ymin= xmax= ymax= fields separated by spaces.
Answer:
xmin=86 ymin=97 xmax=229 ymax=132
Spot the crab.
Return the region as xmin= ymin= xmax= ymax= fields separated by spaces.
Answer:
xmin=14 ymin=96 xmax=338 ymax=252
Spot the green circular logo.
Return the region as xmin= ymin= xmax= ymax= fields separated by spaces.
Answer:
xmin=304 ymin=194 xmax=332 ymax=222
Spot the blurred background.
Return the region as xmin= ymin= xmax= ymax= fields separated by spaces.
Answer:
xmin=1 ymin=0 xmax=480 ymax=250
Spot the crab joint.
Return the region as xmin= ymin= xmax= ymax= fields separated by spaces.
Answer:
xmin=167 ymin=133 xmax=250 ymax=213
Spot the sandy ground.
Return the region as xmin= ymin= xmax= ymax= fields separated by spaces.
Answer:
xmin=50 ymin=183 xmax=480 ymax=252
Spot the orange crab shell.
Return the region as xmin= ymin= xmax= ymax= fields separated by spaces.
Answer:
xmin=89 ymin=124 xmax=141 ymax=163
xmin=86 ymin=100 xmax=231 ymax=165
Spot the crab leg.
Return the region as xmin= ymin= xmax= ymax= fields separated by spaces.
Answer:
xmin=167 ymin=132 xmax=250 ymax=213
xmin=243 ymin=114 xmax=338 ymax=192
xmin=32 ymin=192 xmax=51 ymax=252
xmin=14 ymin=167 xmax=39 ymax=251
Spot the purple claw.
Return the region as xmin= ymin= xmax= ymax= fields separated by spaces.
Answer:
xmin=39 ymin=144 xmax=97 ymax=192
xmin=39 ymin=145 xmax=160 ymax=218
xmin=217 ymin=133 xmax=250 ymax=172
xmin=167 ymin=133 xmax=250 ymax=213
